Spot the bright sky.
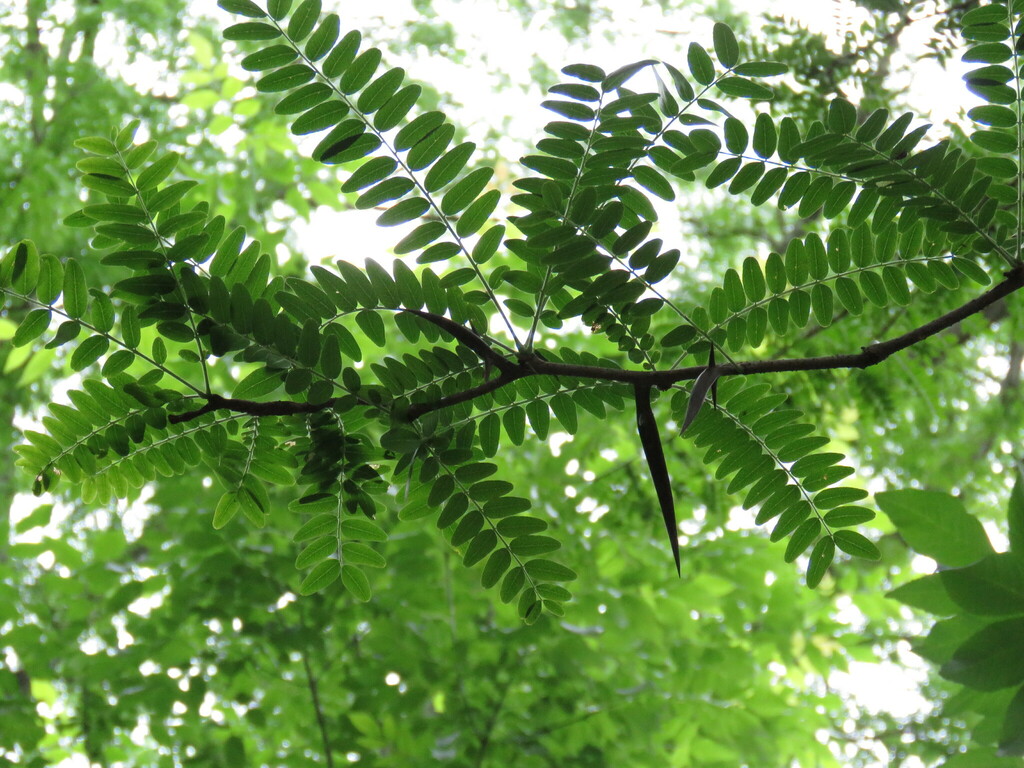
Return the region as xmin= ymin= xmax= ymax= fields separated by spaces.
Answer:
xmin=6 ymin=1 xmax=983 ymax=766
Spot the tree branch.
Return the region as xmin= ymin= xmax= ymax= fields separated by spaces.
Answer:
xmin=168 ymin=266 xmax=1024 ymax=426
xmin=408 ymin=264 xmax=1024 ymax=417
xmin=168 ymin=393 xmax=335 ymax=424
xmin=473 ymin=666 xmax=514 ymax=768
xmin=401 ymin=309 xmax=517 ymax=375
xmin=302 ymin=651 xmax=335 ymax=768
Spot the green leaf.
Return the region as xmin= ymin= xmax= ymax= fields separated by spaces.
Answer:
xmin=940 ymin=554 xmax=1024 ymax=616
xmin=299 ymin=559 xmax=341 ymax=594
xmin=463 ymin=530 xmax=498 ymax=567
xmin=1000 ymin=685 xmax=1024 ymax=757
xmin=213 ymin=492 xmax=240 ymax=529
xmin=661 ymin=324 xmax=697 ymax=348
xmin=116 ymin=121 xmax=139 ymax=151
xmin=941 ymin=618 xmax=1024 ymax=691
xmin=1010 ymin=471 xmax=1024 ymax=558
xmin=74 ymin=136 xmax=117 ymax=155
xmin=481 ymin=549 xmax=512 ymax=588
xmin=523 ymin=558 xmax=577 ymax=582
xmin=136 ymin=153 xmax=180 ymax=192
xmin=887 ymin=574 xmax=959 ymax=616
xmin=147 ymin=180 xmax=198 ymax=213
xmin=287 ymin=0 xmax=321 ymax=42
xmin=456 ymin=189 xmax=501 ymax=237
xmin=34 ymin=255 xmax=63 ymax=304
xmin=218 ymin=0 xmax=266 ymax=17
xmin=806 ymin=536 xmax=834 ymax=588
xmin=228 ymin=369 xmax=279 ymax=400
xmin=268 ymin=0 xmax=292 ymax=20
xmin=827 ymin=98 xmax=858 ymax=134
xmin=81 ymin=173 xmax=135 ymax=197
xmin=343 ymin=157 xmax=398 ymax=193
xmin=550 ymin=393 xmax=578 ymax=434
xmin=770 ymin=501 xmax=810 ymax=542
xmin=441 ymin=167 xmax=493 ymax=216
xmin=687 ymin=43 xmax=715 ymax=85
xmin=296 ymin=536 xmax=335 ymax=569
xmin=223 ymin=21 xmax=281 ymax=40
xmin=242 ymin=45 xmax=298 ymax=71
xmin=785 ymin=519 xmax=820 ymax=563
xmin=45 ymin=320 xmax=81 ymax=350
xmin=341 ymin=564 xmax=371 ymax=601
xmin=562 ymin=63 xmax=605 ymax=82
xmin=395 ymin=111 xmax=445 ymax=151
xmin=877 ymin=490 xmax=993 ymax=567
xmin=499 ymin=566 xmax=526 ymax=602
xmin=292 ymin=101 xmax=349 ymax=135
xmin=602 ymin=59 xmax=657 ymax=90
xmin=632 ymin=166 xmax=674 ymax=201
xmin=751 ymin=113 xmax=777 ymax=158
xmin=377 ymin=197 xmax=430 ymax=226
xmin=832 ymin=530 xmax=881 ymax=561
xmin=810 ymin=284 xmax=833 ymax=326
xmin=509 ymin=535 xmax=561 ymax=557
xmin=496 ymin=517 xmax=548 ymax=537
xmin=952 ymin=256 xmax=991 ymax=286
xmin=542 ymin=100 xmax=595 ymax=121
xmin=371 ymin=82 xmax=418 ymax=130
xmin=62 ymin=259 xmax=89 ymax=319
xmin=13 ymin=309 xmax=51 ymax=347
xmin=968 ymin=104 xmax=1017 ymax=126
xmin=14 ymin=504 xmax=53 ymax=534
xmin=663 ymin=61 xmax=695 ymax=100
xmin=705 ymin=156 xmax=741 ymax=188
xmin=258 ymin=64 xmax=315 ymax=92
xmin=292 ymin=514 xmax=336 ymax=543
xmin=340 ymin=48 xmax=382 ymax=94
xmin=340 ymin=518 xmax=387 ymax=542
xmin=712 ymin=23 xmax=739 ymax=68
xmin=716 ymin=77 xmax=773 ymax=100
xmin=822 ymin=506 xmax=874 ymax=527
xmin=424 ymin=141 xmax=475 ymax=192
xmin=322 ymin=29 xmax=361 ymax=77
xmin=355 ymin=310 xmax=386 ymax=346
xmin=733 ymin=61 xmax=788 ymax=77
xmin=342 ymin=542 xmax=386 ymax=568
xmin=396 ymin=222 xmax=447 ymax=255
xmin=276 ymin=83 xmax=332 ymax=115
xmin=116 ymin=274 xmax=177 ymax=298
xmin=70 ymin=335 xmax=109 ymax=371
xmin=358 ymin=67 xmax=406 ymax=114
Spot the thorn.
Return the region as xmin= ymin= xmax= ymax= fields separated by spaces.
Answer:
xmin=634 ymin=383 xmax=681 ymax=575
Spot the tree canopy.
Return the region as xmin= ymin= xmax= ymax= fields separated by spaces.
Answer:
xmin=2 ymin=1 xmax=1024 ymax=766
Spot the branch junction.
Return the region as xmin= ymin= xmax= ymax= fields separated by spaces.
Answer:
xmin=167 ymin=264 xmax=1024 ymax=426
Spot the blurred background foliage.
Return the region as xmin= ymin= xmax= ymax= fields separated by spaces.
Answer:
xmin=2 ymin=0 xmax=1022 ymax=766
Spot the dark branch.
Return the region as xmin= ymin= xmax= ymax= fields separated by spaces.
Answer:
xmin=169 ymin=266 xmax=1024 ymax=425
xmin=402 ymin=309 xmax=517 ymax=374
xmin=405 ymin=370 xmax=517 ymax=421
xmin=302 ymin=652 xmax=335 ymax=768
xmin=408 ymin=264 xmax=1024 ymax=417
xmin=168 ymin=393 xmax=337 ymax=424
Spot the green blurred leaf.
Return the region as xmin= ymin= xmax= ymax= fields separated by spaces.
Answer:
xmin=877 ymin=490 xmax=993 ymax=567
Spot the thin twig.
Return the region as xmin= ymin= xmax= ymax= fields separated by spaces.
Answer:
xmin=302 ymin=651 xmax=335 ymax=768
xmin=474 ymin=669 xmax=513 ymax=768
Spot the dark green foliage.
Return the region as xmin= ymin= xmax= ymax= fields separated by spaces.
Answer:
xmin=887 ymin=480 xmax=1024 ymax=756
xmin=2 ymin=0 xmax=1022 ymax=623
